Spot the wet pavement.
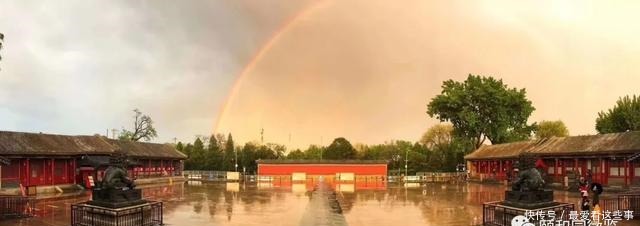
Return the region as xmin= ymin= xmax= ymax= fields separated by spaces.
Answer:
xmin=2 ymin=181 xmax=636 ymax=226
xmin=298 ymin=181 xmax=347 ymax=226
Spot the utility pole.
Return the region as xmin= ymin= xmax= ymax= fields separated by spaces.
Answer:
xmin=173 ymin=137 xmax=177 ymax=144
xmin=260 ymin=128 xmax=264 ymax=144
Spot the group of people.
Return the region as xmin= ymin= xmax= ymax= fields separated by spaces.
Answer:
xmin=578 ymin=170 xmax=603 ymax=212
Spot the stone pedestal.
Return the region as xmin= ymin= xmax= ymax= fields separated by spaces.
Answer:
xmin=71 ymin=201 xmax=163 ymax=226
xmin=503 ymin=190 xmax=554 ymax=209
xmin=89 ymin=188 xmax=145 ymax=208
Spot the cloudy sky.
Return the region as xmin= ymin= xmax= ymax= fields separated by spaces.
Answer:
xmin=0 ymin=0 xmax=311 ymax=142
xmin=2 ymin=1 xmax=640 ymax=149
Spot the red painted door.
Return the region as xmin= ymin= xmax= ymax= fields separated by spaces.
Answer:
xmin=29 ymin=159 xmax=46 ymax=186
xmin=21 ymin=159 xmax=29 ymax=186
xmin=53 ymin=159 xmax=68 ymax=184
xmin=0 ymin=160 xmax=21 ymax=188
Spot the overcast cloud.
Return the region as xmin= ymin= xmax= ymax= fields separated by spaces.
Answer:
xmin=3 ymin=1 xmax=640 ymax=149
xmin=0 ymin=0 xmax=310 ymax=142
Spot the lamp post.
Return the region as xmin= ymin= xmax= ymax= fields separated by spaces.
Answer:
xmin=394 ymin=154 xmax=401 ymax=177
xmin=234 ymin=147 xmax=238 ymax=172
xmin=405 ymin=147 xmax=408 ymax=178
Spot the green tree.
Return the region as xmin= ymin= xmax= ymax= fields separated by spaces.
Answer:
xmin=191 ymin=137 xmax=206 ymax=170
xmin=287 ymin=149 xmax=305 ymax=159
xmin=427 ymin=74 xmax=535 ymax=149
xmin=420 ymin=123 xmax=454 ymax=148
xmin=183 ymin=143 xmax=194 ymax=169
xmin=223 ymin=134 xmax=236 ymax=171
xmin=410 ymin=142 xmax=429 ymax=172
xmin=361 ymin=144 xmax=386 ymax=160
xmin=418 ymin=124 xmax=474 ymax=172
xmin=176 ymin=142 xmax=184 ymax=152
xmin=535 ymin=120 xmax=569 ymax=139
xmin=596 ymin=95 xmax=640 ymax=133
xmin=255 ymin=144 xmax=278 ymax=160
xmin=324 ymin=137 xmax=357 ymax=160
xmin=239 ymin=142 xmax=258 ymax=173
xmin=119 ymin=109 xmax=158 ymax=141
xmin=266 ymin=143 xmax=286 ymax=159
xmin=206 ymin=135 xmax=222 ymax=170
xmin=304 ymin=145 xmax=324 ymax=160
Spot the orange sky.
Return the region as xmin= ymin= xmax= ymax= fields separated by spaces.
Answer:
xmin=216 ymin=0 xmax=640 ymax=149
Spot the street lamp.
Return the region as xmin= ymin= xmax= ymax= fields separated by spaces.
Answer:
xmin=405 ymin=147 xmax=408 ymax=178
xmin=234 ymin=147 xmax=238 ymax=172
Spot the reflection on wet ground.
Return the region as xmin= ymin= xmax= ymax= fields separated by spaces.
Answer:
xmin=2 ymin=181 xmax=635 ymax=226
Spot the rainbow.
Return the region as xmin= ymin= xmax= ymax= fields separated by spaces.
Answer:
xmin=214 ymin=0 xmax=330 ymax=133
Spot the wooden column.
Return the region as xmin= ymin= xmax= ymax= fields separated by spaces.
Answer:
xmin=62 ymin=159 xmax=67 ymax=184
xmin=624 ymin=159 xmax=629 ymax=186
xmin=25 ymin=158 xmax=30 ymax=187
xmin=555 ymin=158 xmax=559 ymax=182
xmin=72 ymin=158 xmax=77 ymax=184
xmin=602 ymin=158 xmax=608 ymax=185
xmin=50 ymin=158 xmax=55 ymax=185
xmin=631 ymin=161 xmax=635 ymax=185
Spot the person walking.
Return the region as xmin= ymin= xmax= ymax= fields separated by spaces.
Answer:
xmin=581 ymin=196 xmax=591 ymax=212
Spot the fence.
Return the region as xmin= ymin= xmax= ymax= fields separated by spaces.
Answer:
xmin=483 ymin=201 xmax=574 ymax=226
xmin=71 ymin=201 xmax=163 ymax=226
xmin=410 ymin=172 xmax=468 ymax=183
xmin=598 ymin=194 xmax=640 ymax=218
xmin=0 ymin=195 xmax=35 ymax=219
xmin=184 ymin=171 xmax=229 ymax=181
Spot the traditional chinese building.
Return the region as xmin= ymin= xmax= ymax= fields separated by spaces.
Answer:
xmin=0 ymin=131 xmax=186 ymax=193
xmin=464 ymin=131 xmax=640 ymax=187
xmin=256 ymin=160 xmax=388 ymax=191
xmin=257 ymin=159 xmax=388 ymax=176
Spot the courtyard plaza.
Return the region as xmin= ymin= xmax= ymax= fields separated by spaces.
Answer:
xmin=2 ymin=181 xmax=635 ymax=226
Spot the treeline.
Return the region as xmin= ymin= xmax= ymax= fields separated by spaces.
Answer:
xmin=177 ymin=125 xmax=473 ymax=174
xmin=176 ymin=74 xmax=639 ymax=174
xmin=176 ymin=133 xmax=286 ymax=173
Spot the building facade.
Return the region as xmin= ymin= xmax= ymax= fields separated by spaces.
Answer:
xmin=257 ymin=160 xmax=388 ymax=191
xmin=464 ymin=131 xmax=640 ymax=187
xmin=0 ymin=131 xmax=186 ymax=191
xmin=257 ymin=160 xmax=388 ymax=176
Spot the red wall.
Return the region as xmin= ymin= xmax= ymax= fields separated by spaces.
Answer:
xmin=258 ymin=164 xmax=387 ymax=175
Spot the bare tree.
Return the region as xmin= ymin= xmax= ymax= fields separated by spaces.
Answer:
xmin=119 ymin=109 xmax=158 ymax=141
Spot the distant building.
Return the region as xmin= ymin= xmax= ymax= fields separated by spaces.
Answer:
xmin=0 ymin=131 xmax=186 ymax=192
xmin=256 ymin=159 xmax=388 ymax=190
xmin=257 ymin=159 xmax=388 ymax=176
xmin=464 ymin=131 xmax=640 ymax=187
